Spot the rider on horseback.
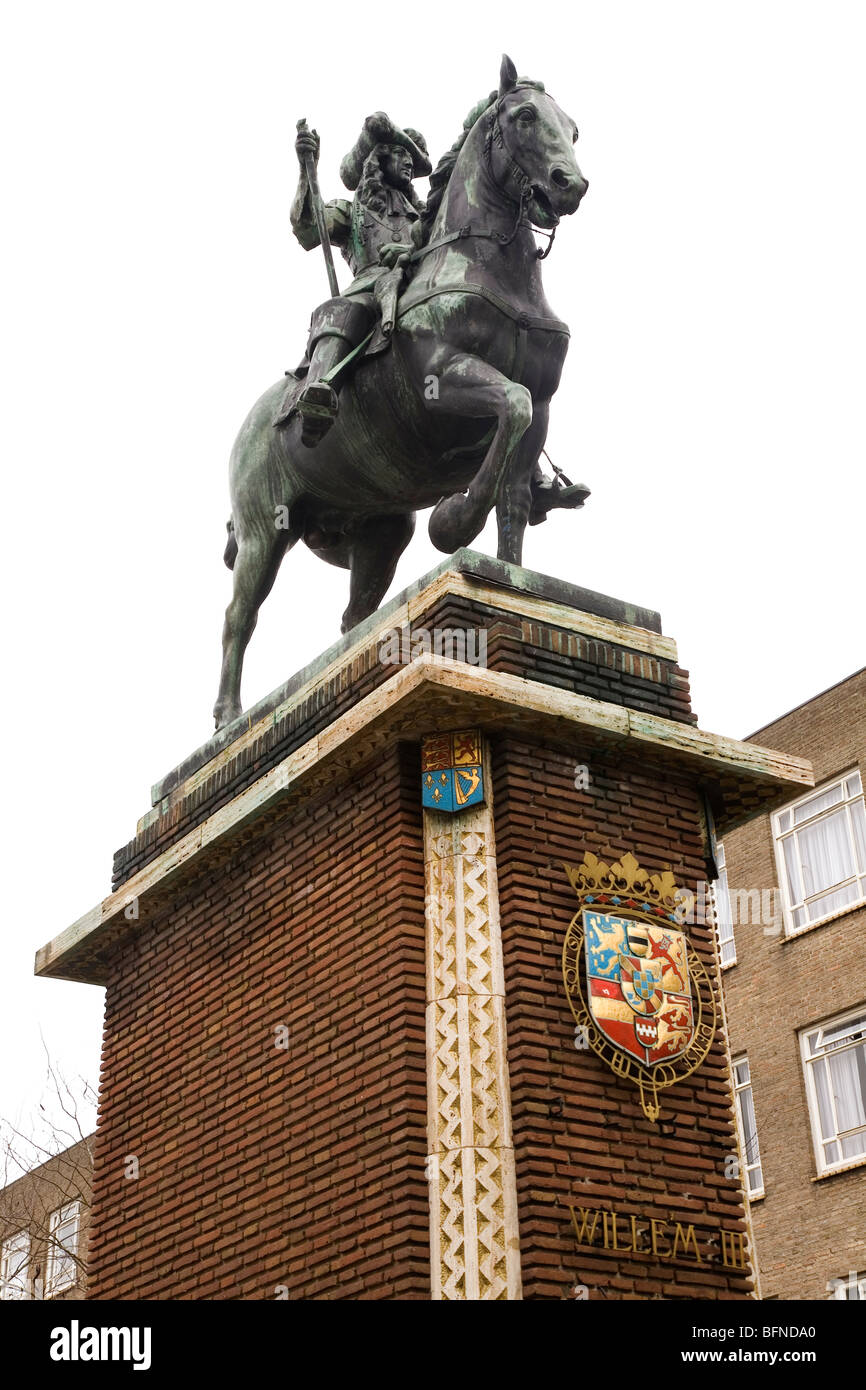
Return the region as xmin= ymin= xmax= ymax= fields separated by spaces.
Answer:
xmin=217 ymin=59 xmax=593 ymax=730
xmin=276 ymin=100 xmax=588 ymax=520
xmin=275 ymin=113 xmax=432 ymax=446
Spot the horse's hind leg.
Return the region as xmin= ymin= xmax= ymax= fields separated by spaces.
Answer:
xmin=341 ymin=513 xmax=415 ymax=633
xmin=214 ymin=523 xmax=292 ymax=729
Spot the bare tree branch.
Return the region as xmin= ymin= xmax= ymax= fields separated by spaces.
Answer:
xmin=0 ymin=1047 xmax=95 ymax=1298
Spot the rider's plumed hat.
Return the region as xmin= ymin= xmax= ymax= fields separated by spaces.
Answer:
xmin=340 ymin=112 xmax=432 ymax=191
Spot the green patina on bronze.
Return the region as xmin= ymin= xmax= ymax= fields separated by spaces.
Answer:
xmin=215 ymin=55 xmax=590 ymax=729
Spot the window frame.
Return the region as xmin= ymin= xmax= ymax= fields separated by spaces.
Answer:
xmin=828 ymin=1270 xmax=866 ymax=1300
xmin=772 ymin=769 xmax=866 ymax=938
xmin=45 ymin=1200 xmax=80 ymax=1297
xmin=0 ymin=1229 xmax=31 ymax=1301
xmin=731 ymin=1052 xmax=765 ymax=1200
xmin=800 ymin=1006 xmax=866 ymax=1177
xmin=711 ymin=840 xmax=736 ymax=968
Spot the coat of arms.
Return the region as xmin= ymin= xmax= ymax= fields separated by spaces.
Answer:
xmin=421 ymin=729 xmax=484 ymax=813
xmin=562 ymin=852 xmax=717 ymax=1121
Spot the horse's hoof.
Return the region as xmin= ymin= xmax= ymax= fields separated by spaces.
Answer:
xmin=428 ymin=493 xmax=480 ymax=553
xmin=214 ymin=703 xmax=242 ymax=731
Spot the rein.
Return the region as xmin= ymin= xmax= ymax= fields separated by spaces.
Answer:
xmin=486 ymin=92 xmax=560 ymax=257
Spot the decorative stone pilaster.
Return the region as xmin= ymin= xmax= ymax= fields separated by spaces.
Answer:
xmin=423 ymin=737 xmax=522 ymax=1300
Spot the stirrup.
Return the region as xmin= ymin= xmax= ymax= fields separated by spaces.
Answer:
xmin=297 ymin=381 xmax=339 ymax=448
xmin=529 ymin=478 xmax=591 ymax=525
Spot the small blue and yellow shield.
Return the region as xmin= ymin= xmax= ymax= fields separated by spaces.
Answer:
xmin=421 ymin=729 xmax=485 ymax=812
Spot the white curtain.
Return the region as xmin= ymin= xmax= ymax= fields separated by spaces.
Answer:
xmin=795 ymin=784 xmax=842 ymax=822
xmin=797 ymin=809 xmax=853 ymax=896
xmin=738 ymin=1087 xmax=759 ymax=1163
xmin=814 ymin=1061 xmax=836 ymax=1140
xmin=852 ymin=800 xmax=866 ymax=874
xmin=830 ymin=1044 xmax=866 ymax=1160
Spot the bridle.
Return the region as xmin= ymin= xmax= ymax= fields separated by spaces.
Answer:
xmin=410 ymin=86 xmax=566 ymax=266
xmin=483 ymin=86 xmax=562 ymax=259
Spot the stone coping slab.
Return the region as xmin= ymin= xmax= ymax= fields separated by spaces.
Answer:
xmin=152 ymin=550 xmax=667 ymax=805
xmin=36 ymin=653 xmax=812 ymax=986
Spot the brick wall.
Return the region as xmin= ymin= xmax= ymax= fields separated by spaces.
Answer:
xmin=492 ymin=734 xmax=752 ymax=1300
xmin=91 ymin=724 xmax=751 ymax=1301
xmin=82 ymin=571 xmax=757 ymax=1301
xmin=721 ymin=669 xmax=866 ymax=1300
xmin=88 ymin=743 xmax=430 ymax=1300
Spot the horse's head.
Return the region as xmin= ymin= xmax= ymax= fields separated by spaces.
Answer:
xmin=491 ymin=54 xmax=588 ymax=229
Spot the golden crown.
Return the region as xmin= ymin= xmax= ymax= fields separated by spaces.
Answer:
xmin=563 ymin=850 xmax=682 ymax=923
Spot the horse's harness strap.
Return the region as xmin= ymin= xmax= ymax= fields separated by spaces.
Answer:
xmin=396 ymin=282 xmax=569 ymax=336
xmin=411 ymin=209 xmax=558 ymax=264
xmin=408 ymin=206 xmax=552 ymax=263
xmin=409 ymin=224 xmax=508 ymax=262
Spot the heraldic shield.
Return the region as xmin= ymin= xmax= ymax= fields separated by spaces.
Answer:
xmin=561 ymin=851 xmax=718 ymax=1121
xmin=420 ymin=729 xmax=485 ymax=813
xmin=584 ymin=912 xmax=694 ymax=1066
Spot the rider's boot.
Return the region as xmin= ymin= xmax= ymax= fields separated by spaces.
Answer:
xmin=295 ymin=339 xmax=342 ymax=447
xmin=528 ymin=461 xmax=591 ymax=525
xmin=294 ymin=298 xmax=372 ymax=448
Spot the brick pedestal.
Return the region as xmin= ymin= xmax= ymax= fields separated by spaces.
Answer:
xmin=36 ymin=551 xmax=811 ymax=1300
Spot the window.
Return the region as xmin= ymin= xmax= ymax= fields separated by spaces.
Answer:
xmin=828 ymin=1271 xmax=866 ymax=1300
xmin=1 ymin=1230 xmax=31 ymax=1300
xmin=732 ymin=1055 xmax=764 ymax=1198
xmin=46 ymin=1201 xmax=80 ymax=1296
xmin=774 ymin=770 xmax=866 ymax=936
xmin=801 ymin=1008 xmax=866 ymax=1176
xmin=712 ymin=841 xmax=736 ymax=967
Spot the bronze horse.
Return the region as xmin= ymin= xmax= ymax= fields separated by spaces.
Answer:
xmin=214 ymin=56 xmax=588 ymax=729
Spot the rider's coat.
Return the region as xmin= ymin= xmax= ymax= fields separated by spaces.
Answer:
xmin=292 ymin=184 xmax=422 ymax=298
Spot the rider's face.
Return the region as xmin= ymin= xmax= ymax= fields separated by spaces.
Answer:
xmin=383 ymin=146 xmax=414 ymax=190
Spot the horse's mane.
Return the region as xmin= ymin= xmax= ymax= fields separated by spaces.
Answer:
xmin=420 ymin=90 xmax=496 ymax=240
xmin=420 ymin=80 xmax=545 ymax=241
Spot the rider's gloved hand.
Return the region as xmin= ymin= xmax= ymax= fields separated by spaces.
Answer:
xmin=379 ymin=242 xmax=413 ymax=269
xmin=295 ymin=123 xmax=320 ymax=169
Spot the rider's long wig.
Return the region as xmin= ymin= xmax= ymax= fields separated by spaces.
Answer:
xmin=357 ymin=144 xmax=426 ymax=218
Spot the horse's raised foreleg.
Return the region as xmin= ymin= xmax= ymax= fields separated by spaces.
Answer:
xmin=425 ymin=353 xmax=532 ymax=553
xmin=341 ymin=513 xmax=416 ymax=633
xmin=213 ymin=523 xmax=292 ymax=729
xmin=496 ymin=400 xmax=549 ymax=566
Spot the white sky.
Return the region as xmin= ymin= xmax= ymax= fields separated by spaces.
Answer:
xmin=2 ymin=2 xmax=864 ymax=1143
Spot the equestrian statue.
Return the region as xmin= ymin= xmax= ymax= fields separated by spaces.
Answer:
xmin=215 ymin=54 xmax=590 ymax=729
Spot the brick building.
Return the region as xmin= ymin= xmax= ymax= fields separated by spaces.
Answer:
xmin=35 ymin=553 xmax=811 ymax=1299
xmin=719 ymin=668 xmax=866 ymax=1300
xmin=0 ymin=1136 xmax=93 ymax=1300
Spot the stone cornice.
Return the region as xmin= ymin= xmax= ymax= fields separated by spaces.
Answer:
xmin=35 ymin=654 xmax=812 ymax=986
xmin=149 ymin=551 xmax=673 ymax=809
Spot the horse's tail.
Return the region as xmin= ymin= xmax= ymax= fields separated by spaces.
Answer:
xmin=223 ymin=517 xmax=238 ymax=570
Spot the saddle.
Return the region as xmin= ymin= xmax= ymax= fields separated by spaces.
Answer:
xmin=272 ymin=270 xmax=402 ymax=431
